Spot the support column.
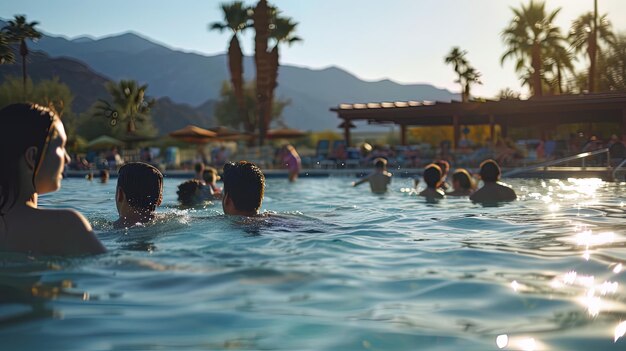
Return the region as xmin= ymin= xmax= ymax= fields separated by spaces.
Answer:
xmin=343 ymin=121 xmax=351 ymax=147
xmin=622 ymin=108 xmax=626 ymax=137
xmin=452 ymin=115 xmax=460 ymax=150
xmin=489 ymin=114 xmax=495 ymax=143
xmin=400 ymin=124 xmax=407 ymax=146
xmin=501 ymin=121 xmax=508 ymax=138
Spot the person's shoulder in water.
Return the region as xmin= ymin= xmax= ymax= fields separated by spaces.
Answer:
xmin=353 ymin=158 xmax=392 ymax=193
xmin=470 ymin=159 xmax=517 ymax=203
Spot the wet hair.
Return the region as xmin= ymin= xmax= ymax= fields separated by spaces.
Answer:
xmin=100 ymin=169 xmax=109 ymax=182
xmin=452 ymin=169 xmax=473 ymax=190
xmin=480 ymin=159 xmax=501 ymax=182
xmin=177 ymin=179 xmax=204 ymax=206
xmin=194 ymin=162 xmax=205 ymax=174
xmin=434 ymin=160 xmax=450 ymax=176
xmin=423 ymin=164 xmax=442 ymax=188
xmin=0 ymin=103 xmax=56 ymax=214
xmin=373 ymin=158 xmax=387 ymax=169
xmin=202 ymin=167 xmax=218 ymax=184
xmin=222 ymin=161 xmax=265 ymax=213
xmin=117 ymin=162 xmax=163 ymax=213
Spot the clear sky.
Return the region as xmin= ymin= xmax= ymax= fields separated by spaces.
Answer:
xmin=1 ymin=0 xmax=625 ymax=98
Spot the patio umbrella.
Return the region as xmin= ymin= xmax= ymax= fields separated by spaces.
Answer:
xmin=208 ymin=126 xmax=253 ymax=142
xmin=266 ymin=128 xmax=307 ymax=140
xmin=87 ymin=135 xmax=124 ymax=150
xmin=168 ymin=125 xmax=217 ymax=144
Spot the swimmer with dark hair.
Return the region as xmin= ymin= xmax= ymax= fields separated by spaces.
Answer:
xmin=114 ymin=162 xmax=164 ymax=228
xmin=447 ymin=168 xmax=475 ymax=197
xmin=470 ymin=159 xmax=517 ymax=203
xmin=0 ymin=103 xmax=105 ymax=255
xmin=418 ymin=164 xmax=445 ymax=199
xmin=177 ymin=179 xmax=206 ymax=207
xmin=222 ymin=161 xmax=265 ymax=216
xmin=353 ymin=157 xmax=392 ymax=194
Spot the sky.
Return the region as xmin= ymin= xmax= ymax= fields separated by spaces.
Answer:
xmin=1 ymin=0 xmax=625 ymax=98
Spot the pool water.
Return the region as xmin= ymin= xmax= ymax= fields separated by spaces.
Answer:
xmin=1 ymin=177 xmax=626 ymax=350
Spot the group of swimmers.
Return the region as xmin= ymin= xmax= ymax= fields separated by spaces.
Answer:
xmin=0 ymin=103 xmax=517 ymax=257
xmin=354 ymin=157 xmax=517 ymax=203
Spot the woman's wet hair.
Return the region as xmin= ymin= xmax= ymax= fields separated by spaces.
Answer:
xmin=423 ymin=164 xmax=442 ymax=188
xmin=373 ymin=158 xmax=387 ymax=169
xmin=0 ymin=103 xmax=56 ymax=213
xmin=452 ymin=169 xmax=473 ymax=190
xmin=117 ymin=162 xmax=163 ymax=213
xmin=434 ymin=160 xmax=450 ymax=176
xmin=202 ymin=167 xmax=219 ymax=184
xmin=222 ymin=161 xmax=265 ymax=213
xmin=177 ymin=179 xmax=204 ymax=206
xmin=479 ymin=159 xmax=501 ymax=182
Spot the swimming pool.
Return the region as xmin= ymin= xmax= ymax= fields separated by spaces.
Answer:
xmin=1 ymin=177 xmax=626 ymax=350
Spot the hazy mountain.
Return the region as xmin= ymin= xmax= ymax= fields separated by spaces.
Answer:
xmin=3 ymin=19 xmax=458 ymax=130
xmin=0 ymin=50 xmax=215 ymax=135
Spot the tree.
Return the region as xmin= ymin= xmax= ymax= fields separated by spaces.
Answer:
xmin=544 ymin=43 xmax=574 ymax=94
xmin=597 ymin=33 xmax=626 ymax=92
xmin=2 ymin=15 xmax=42 ymax=97
xmin=94 ymin=80 xmax=157 ymax=137
xmin=214 ymin=80 xmax=290 ymax=135
xmin=252 ymin=0 xmax=271 ymax=145
xmin=0 ymin=32 xmax=15 ymax=64
xmin=444 ymin=47 xmax=481 ymax=102
xmin=265 ymin=14 xmax=301 ymax=135
xmin=501 ymin=1 xmax=562 ymax=97
xmin=497 ymin=88 xmax=521 ymax=100
xmin=569 ymin=12 xmax=615 ymax=92
xmin=445 ymin=47 xmax=468 ymax=100
xmin=209 ymin=2 xmax=251 ymax=132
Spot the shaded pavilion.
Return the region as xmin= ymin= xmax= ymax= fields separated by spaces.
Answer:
xmin=330 ymin=92 xmax=626 ymax=148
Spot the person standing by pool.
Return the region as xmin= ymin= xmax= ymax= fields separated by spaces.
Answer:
xmin=470 ymin=159 xmax=517 ymax=203
xmin=282 ymin=145 xmax=301 ymax=182
xmin=0 ymin=103 xmax=106 ymax=255
xmin=113 ymin=162 xmax=163 ymax=228
xmin=446 ymin=168 xmax=475 ymax=196
xmin=418 ymin=164 xmax=445 ymax=199
xmin=222 ymin=161 xmax=265 ymax=216
xmin=353 ymin=157 xmax=392 ymax=194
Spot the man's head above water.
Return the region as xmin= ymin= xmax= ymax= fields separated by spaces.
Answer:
xmin=221 ymin=161 xmax=265 ymax=216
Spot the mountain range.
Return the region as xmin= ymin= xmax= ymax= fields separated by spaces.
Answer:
xmin=1 ymin=20 xmax=458 ymax=132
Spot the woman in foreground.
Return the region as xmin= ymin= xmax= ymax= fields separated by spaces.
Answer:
xmin=0 ymin=103 xmax=106 ymax=255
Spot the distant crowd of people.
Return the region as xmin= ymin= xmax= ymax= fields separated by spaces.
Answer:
xmin=353 ymin=157 xmax=517 ymax=203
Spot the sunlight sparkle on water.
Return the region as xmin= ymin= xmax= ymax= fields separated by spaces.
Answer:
xmin=614 ymin=263 xmax=623 ymax=274
xmin=496 ymin=334 xmax=508 ymax=349
xmin=517 ymin=337 xmax=537 ymax=351
xmin=616 ymin=321 xmax=626 ymax=342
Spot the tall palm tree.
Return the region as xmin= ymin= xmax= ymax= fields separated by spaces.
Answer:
xmin=2 ymin=15 xmax=41 ymax=96
xmin=544 ymin=43 xmax=574 ymax=94
xmin=0 ymin=32 xmax=15 ymax=65
xmin=265 ymin=15 xmax=301 ymax=133
xmin=501 ymin=1 xmax=562 ymax=97
xmin=253 ymin=0 xmax=271 ymax=145
xmin=444 ymin=47 xmax=468 ymax=101
xmin=460 ymin=66 xmax=482 ymax=101
xmin=95 ymin=80 xmax=155 ymax=135
xmin=209 ymin=2 xmax=251 ymax=130
xmin=569 ymin=12 xmax=615 ymax=93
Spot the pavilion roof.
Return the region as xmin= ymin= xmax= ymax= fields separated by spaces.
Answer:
xmin=331 ymin=92 xmax=626 ymax=127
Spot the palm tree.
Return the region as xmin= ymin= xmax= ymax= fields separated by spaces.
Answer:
xmin=0 ymin=32 xmax=15 ymax=64
xmin=460 ymin=66 xmax=482 ymax=101
xmin=252 ymin=0 xmax=271 ymax=145
xmin=444 ymin=47 xmax=468 ymax=101
xmin=544 ymin=43 xmax=574 ymax=94
xmin=209 ymin=2 xmax=251 ymax=130
xmin=569 ymin=12 xmax=615 ymax=93
xmin=95 ymin=80 xmax=155 ymax=135
xmin=2 ymin=15 xmax=41 ymax=96
xmin=265 ymin=15 xmax=301 ymax=134
xmin=501 ymin=1 xmax=562 ymax=97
